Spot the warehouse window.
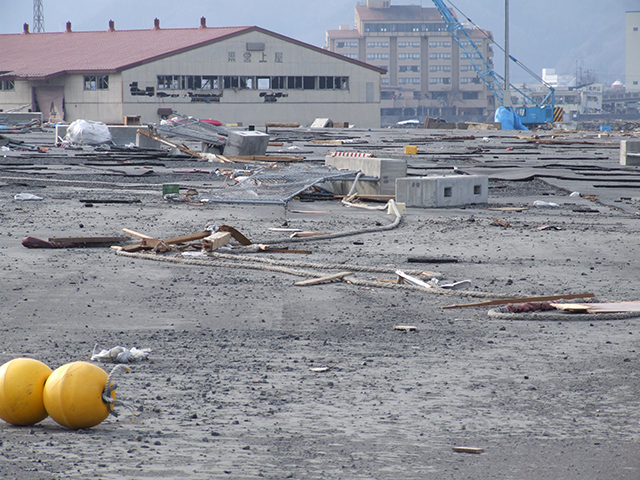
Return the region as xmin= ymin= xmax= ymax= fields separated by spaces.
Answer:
xmin=0 ymin=80 xmax=15 ymax=91
xmin=399 ymin=78 xmax=420 ymax=85
xmin=430 ymin=65 xmax=451 ymax=72
xmin=84 ymin=75 xmax=109 ymax=90
xmin=429 ymin=41 xmax=451 ymax=48
xmin=398 ymin=41 xmax=420 ymax=48
xmin=399 ymin=53 xmax=420 ymax=60
xmin=367 ymin=53 xmax=389 ymax=60
xmin=399 ymin=65 xmax=420 ymax=73
xmin=157 ymin=75 xmax=180 ymax=90
xmin=271 ymin=76 xmax=286 ymax=89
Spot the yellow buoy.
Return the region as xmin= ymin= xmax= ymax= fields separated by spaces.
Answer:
xmin=0 ymin=357 xmax=52 ymax=426
xmin=43 ymin=361 xmax=114 ymax=430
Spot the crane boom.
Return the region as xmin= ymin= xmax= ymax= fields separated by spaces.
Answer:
xmin=431 ymin=0 xmax=556 ymax=125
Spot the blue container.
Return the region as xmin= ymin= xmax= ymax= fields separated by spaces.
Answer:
xmin=600 ymin=125 xmax=611 ymax=132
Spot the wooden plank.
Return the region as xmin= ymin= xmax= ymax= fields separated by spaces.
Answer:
xmin=452 ymin=447 xmax=484 ymax=454
xmin=122 ymin=228 xmax=153 ymax=239
xmin=290 ymin=231 xmax=331 ymax=238
xmin=552 ymin=301 xmax=640 ymax=314
xmin=294 ymin=272 xmax=353 ymax=286
xmin=441 ymin=293 xmax=595 ymax=310
xmin=161 ymin=231 xmax=211 ymax=245
xmin=394 ymin=325 xmax=417 ymax=332
xmin=48 ymin=236 xmax=130 ymax=244
xmin=395 ymin=270 xmax=432 ymax=289
xmin=219 ymin=225 xmax=252 ymax=245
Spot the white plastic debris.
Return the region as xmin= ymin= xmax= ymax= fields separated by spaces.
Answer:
xmin=64 ymin=119 xmax=112 ymax=145
xmin=91 ymin=345 xmax=151 ymax=363
xmin=533 ymin=200 xmax=559 ymax=208
xmin=569 ymin=192 xmax=581 ymax=197
xmin=14 ymin=193 xmax=43 ymax=200
xmin=481 ymin=137 xmax=490 ymax=143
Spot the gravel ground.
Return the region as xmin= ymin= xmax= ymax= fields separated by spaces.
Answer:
xmin=1 ymin=127 xmax=640 ymax=479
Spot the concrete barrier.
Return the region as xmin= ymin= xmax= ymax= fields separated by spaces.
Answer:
xmin=325 ymin=155 xmax=407 ymax=196
xmin=621 ymin=140 xmax=640 ymax=166
xmin=396 ymin=175 xmax=488 ymax=208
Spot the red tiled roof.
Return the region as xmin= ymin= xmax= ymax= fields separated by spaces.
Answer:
xmin=0 ymin=26 xmax=251 ymax=79
xmin=355 ymin=5 xmax=443 ymax=22
xmin=0 ymin=25 xmax=384 ymax=79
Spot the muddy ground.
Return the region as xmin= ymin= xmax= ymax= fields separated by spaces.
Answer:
xmin=1 ymin=127 xmax=640 ymax=479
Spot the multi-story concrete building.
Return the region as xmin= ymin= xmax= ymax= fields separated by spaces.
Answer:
xmin=326 ymin=0 xmax=496 ymax=126
xmin=626 ymin=11 xmax=640 ymax=92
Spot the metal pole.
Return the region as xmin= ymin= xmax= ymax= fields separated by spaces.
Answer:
xmin=504 ymin=0 xmax=511 ymax=106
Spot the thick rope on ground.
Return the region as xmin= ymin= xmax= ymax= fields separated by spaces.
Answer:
xmin=115 ymin=249 xmax=520 ymax=299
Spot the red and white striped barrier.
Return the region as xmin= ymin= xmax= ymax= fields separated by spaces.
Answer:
xmin=330 ymin=151 xmax=374 ymax=158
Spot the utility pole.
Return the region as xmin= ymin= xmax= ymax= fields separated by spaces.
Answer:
xmin=503 ymin=0 xmax=512 ymax=107
xmin=33 ymin=0 xmax=45 ymax=33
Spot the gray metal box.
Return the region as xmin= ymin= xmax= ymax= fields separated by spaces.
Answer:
xmin=223 ymin=130 xmax=269 ymax=156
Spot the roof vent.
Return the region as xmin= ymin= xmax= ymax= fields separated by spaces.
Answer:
xmin=65 ymin=21 xmax=72 ymax=33
xmin=153 ymin=18 xmax=160 ymax=30
xmin=108 ymin=20 xmax=115 ymax=32
xmin=199 ymin=17 xmax=207 ymax=29
xmin=22 ymin=23 xmax=30 ymax=34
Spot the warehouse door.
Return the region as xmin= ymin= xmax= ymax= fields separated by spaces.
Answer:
xmin=33 ymin=86 xmax=65 ymax=122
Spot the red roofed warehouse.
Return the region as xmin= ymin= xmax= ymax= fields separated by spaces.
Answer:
xmin=0 ymin=19 xmax=384 ymax=127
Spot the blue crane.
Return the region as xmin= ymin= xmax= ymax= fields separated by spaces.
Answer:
xmin=430 ymin=0 xmax=558 ymax=126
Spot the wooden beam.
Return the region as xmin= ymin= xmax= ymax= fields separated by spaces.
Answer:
xmin=294 ymin=272 xmax=353 ymax=286
xmin=441 ymin=293 xmax=595 ymax=310
xmin=395 ymin=270 xmax=432 ymax=289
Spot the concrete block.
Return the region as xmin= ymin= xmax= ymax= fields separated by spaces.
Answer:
xmin=621 ymin=140 xmax=640 ymax=166
xmin=0 ymin=112 xmax=43 ymax=126
xmin=325 ymin=155 xmax=407 ymax=196
xmin=223 ymin=130 xmax=269 ymax=156
xmin=395 ymin=175 xmax=488 ymax=208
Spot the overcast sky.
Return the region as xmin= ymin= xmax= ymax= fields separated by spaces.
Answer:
xmin=0 ymin=0 xmax=635 ymax=85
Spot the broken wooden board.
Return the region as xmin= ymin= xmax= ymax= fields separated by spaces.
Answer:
xmin=452 ymin=447 xmax=484 ymax=454
xmin=294 ymin=272 xmax=353 ymax=287
xmin=441 ymin=293 xmax=595 ymax=309
xmin=396 ymin=270 xmax=432 ymax=289
xmin=121 ymin=230 xmax=211 ymax=252
xmin=290 ymin=231 xmax=331 ymax=238
xmin=22 ymin=236 xmax=130 ymax=249
xmin=393 ymin=325 xmax=417 ymax=332
xmin=219 ymin=225 xmax=252 ymax=245
xmin=551 ymin=301 xmax=640 ymax=314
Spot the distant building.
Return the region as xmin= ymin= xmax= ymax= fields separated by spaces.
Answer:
xmin=326 ymin=0 xmax=496 ymax=125
xmin=541 ymin=68 xmax=576 ymax=88
xmin=512 ymin=82 xmax=603 ymax=120
xmin=0 ymin=19 xmax=384 ymax=127
xmin=626 ymin=11 xmax=640 ymax=92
